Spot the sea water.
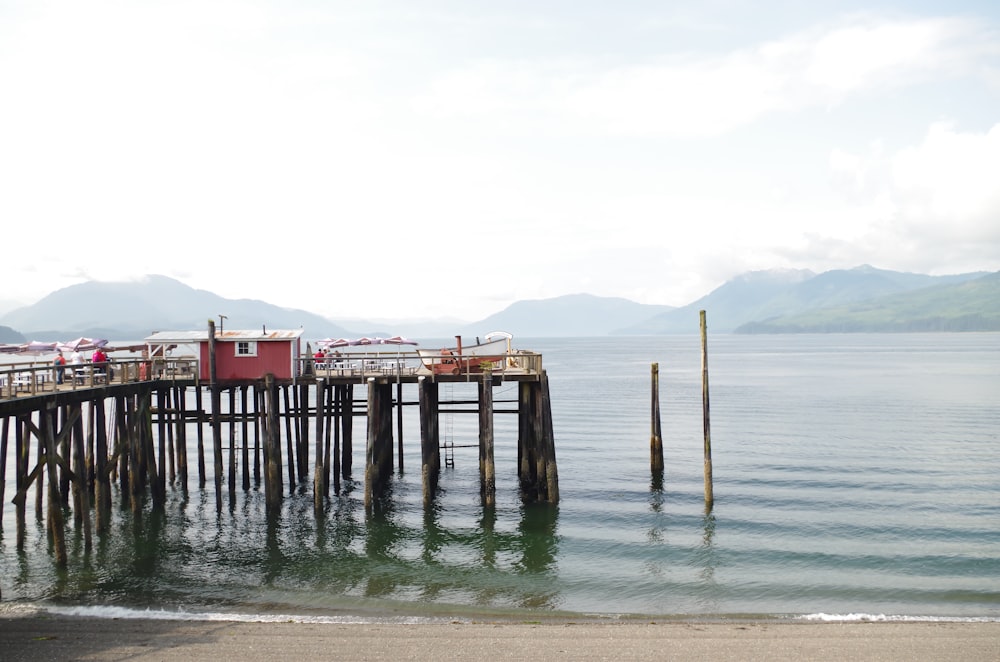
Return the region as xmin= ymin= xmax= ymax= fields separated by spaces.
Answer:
xmin=1 ymin=333 xmax=998 ymax=622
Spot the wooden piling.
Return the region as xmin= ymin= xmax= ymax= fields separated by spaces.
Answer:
xmin=253 ymin=384 xmax=262 ymax=484
xmin=16 ymin=415 xmax=27 ymax=548
xmin=0 ymin=416 xmax=8 ymax=528
xmin=479 ymin=370 xmax=496 ymax=508
xmin=42 ymin=408 xmax=67 ymax=566
xmin=228 ymin=387 xmax=237 ymax=508
xmin=208 ymin=320 xmax=223 ymax=511
xmin=176 ymin=384 xmax=189 ymax=488
xmin=70 ymin=404 xmax=92 ymax=552
xmin=651 ymin=362 xmax=664 ymax=473
xmin=396 ymin=378 xmax=404 ymax=472
xmin=264 ymin=373 xmax=282 ymax=512
xmin=313 ymin=378 xmax=325 ymax=513
xmin=195 ymin=385 xmax=206 ymax=487
xmin=282 ymin=385 xmax=295 ymax=490
xmin=58 ymin=407 xmax=69 ymax=507
xmin=341 ymin=384 xmax=354 ymax=478
xmin=298 ymin=381 xmax=310 ymax=482
xmin=240 ymin=385 xmax=250 ymax=491
xmin=332 ymin=384 xmax=343 ymax=495
xmin=158 ymin=388 xmax=169 ymax=502
xmin=540 ymin=372 xmax=559 ymax=503
xmin=700 ymin=309 xmax=714 ymax=510
xmin=94 ymin=399 xmax=111 ymax=532
xmin=144 ymin=391 xmax=164 ymax=509
xmin=418 ymin=376 xmax=439 ymax=506
xmin=322 ymin=383 xmax=332 ymax=496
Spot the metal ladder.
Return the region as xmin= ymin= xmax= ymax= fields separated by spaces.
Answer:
xmin=442 ymin=383 xmax=455 ymax=467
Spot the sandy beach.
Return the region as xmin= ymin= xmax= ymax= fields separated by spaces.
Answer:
xmin=1 ymin=615 xmax=997 ymax=661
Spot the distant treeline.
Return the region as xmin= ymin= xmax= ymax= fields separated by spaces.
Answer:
xmin=736 ymin=314 xmax=1000 ymax=334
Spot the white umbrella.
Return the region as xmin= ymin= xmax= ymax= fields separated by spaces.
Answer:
xmin=58 ymin=337 xmax=109 ymax=352
xmin=318 ymin=337 xmax=351 ymax=349
xmin=383 ymin=335 xmax=418 ymax=346
xmin=18 ymin=340 xmax=59 ymax=355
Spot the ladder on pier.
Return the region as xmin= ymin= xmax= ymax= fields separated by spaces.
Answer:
xmin=442 ymin=384 xmax=455 ymax=467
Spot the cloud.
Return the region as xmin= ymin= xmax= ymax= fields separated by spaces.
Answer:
xmin=411 ymin=14 xmax=994 ymax=138
xmin=804 ymin=122 xmax=1000 ymax=274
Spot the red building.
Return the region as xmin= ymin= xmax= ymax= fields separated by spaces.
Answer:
xmin=144 ymin=329 xmax=304 ymax=381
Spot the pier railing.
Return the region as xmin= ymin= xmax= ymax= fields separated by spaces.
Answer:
xmin=300 ymin=349 xmax=542 ymax=379
xmin=0 ymin=357 xmax=199 ymax=399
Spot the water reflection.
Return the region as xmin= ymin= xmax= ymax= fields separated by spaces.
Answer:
xmin=5 ymin=470 xmax=567 ymax=615
xmin=695 ymin=509 xmax=720 ymax=612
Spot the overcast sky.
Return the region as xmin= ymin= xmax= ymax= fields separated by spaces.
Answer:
xmin=2 ymin=1 xmax=998 ymax=322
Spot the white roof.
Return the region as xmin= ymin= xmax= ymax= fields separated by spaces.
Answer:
xmin=145 ymin=329 xmax=303 ymax=343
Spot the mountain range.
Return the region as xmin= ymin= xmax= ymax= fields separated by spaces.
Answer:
xmin=1 ymin=266 xmax=997 ymax=343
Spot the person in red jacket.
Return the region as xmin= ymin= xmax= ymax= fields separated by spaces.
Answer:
xmin=53 ymin=350 xmax=66 ymax=384
xmin=92 ymin=347 xmax=110 ymax=378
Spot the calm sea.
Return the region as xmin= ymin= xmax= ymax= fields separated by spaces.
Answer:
xmin=2 ymin=333 xmax=999 ymax=623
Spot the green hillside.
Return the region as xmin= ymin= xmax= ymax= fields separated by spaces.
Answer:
xmin=736 ymin=272 xmax=1000 ymax=333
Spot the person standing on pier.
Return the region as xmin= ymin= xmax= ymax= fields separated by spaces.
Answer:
xmin=53 ymin=350 xmax=66 ymax=384
xmin=92 ymin=347 xmax=109 ymax=376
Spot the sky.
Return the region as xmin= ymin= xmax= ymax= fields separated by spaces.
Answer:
xmin=2 ymin=1 xmax=999 ymax=322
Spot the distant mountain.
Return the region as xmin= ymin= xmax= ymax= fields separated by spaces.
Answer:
xmin=3 ymin=268 xmax=996 ymax=342
xmin=468 ymin=294 xmax=674 ymax=337
xmin=619 ymin=266 xmax=991 ymax=334
xmin=0 ymin=275 xmax=356 ymax=341
xmin=735 ymin=271 xmax=1000 ymax=333
xmin=619 ymin=268 xmax=815 ymax=334
xmin=0 ymin=325 xmax=26 ymax=344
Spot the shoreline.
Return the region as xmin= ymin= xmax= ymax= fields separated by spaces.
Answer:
xmin=2 ymin=612 xmax=998 ymax=661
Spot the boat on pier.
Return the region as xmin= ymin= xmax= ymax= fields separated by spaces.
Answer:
xmin=417 ymin=331 xmax=514 ymax=375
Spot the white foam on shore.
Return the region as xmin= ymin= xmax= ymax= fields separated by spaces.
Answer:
xmin=799 ymin=613 xmax=1000 ymax=623
xmin=0 ymin=603 xmax=464 ymax=625
xmin=4 ymin=603 xmax=996 ymax=625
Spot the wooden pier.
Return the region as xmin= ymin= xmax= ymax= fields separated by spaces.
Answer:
xmin=0 ymin=350 xmax=558 ymax=570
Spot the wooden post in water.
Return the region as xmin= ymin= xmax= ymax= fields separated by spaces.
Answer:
xmin=195 ymin=385 xmax=206 ymax=488
xmin=418 ymin=376 xmax=440 ymax=506
xmin=69 ymin=405 xmax=92 ymax=551
xmin=540 ymin=372 xmax=559 ymax=503
xmin=264 ymin=373 xmax=282 ymax=512
xmin=15 ymin=416 xmax=27 ymax=548
xmin=240 ymin=385 xmax=250 ymax=491
xmin=58 ymin=408 xmax=69 ymax=508
xmin=228 ymin=387 xmax=237 ymax=508
xmin=94 ymin=399 xmax=111 ymax=532
xmin=322 ymin=383 xmax=332 ymax=496
xmin=176 ymin=384 xmax=189 ymax=488
xmin=313 ymin=378 xmax=325 ymax=513
xmin=0 ymin=416 xmax=8 ymax=528
xmin=282 ymin=385 xmax=295 ymax=490
xmin=341 ymin=384 xmax=354 ymax=478
xmin=253 ymin=384 xmax=263 ymax=484
xmin=208 ymin=319 xmax=223 ymax=511
xmin=700 ymin=309 xmax=714 ymax=510
xmin=396 ymin=378 xmax=404 ymax=473
xmin=333 ymin=384 xmax=343 ymax=495
xmin=479 ymin=369 xmax=496 ymax=508
xmin=158 ymin=387 xmax=169 ymax=504
xmin=42 ymin=408 xmax=67 ymax=566
xmin=298 ymin=381 xmax=310 ymax=482
xmin=650 ymin=362 xmax=664 ymax=473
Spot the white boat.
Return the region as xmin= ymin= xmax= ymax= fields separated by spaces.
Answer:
xmin=417 ymin=331 xmax=513 ymax=375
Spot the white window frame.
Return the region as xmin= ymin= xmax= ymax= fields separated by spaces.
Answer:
xmin=235 ymin=341 xmax=258 ymax=357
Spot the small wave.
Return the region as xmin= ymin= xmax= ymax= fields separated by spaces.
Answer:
xmin=798 ymin=612 xmax=1000 ymax=623
xmin=3 ymin=603 xmax=464 ymax=625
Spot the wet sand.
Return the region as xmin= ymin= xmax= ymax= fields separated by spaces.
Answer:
xmin=1 ymin=614 xmax=997 ymax=661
